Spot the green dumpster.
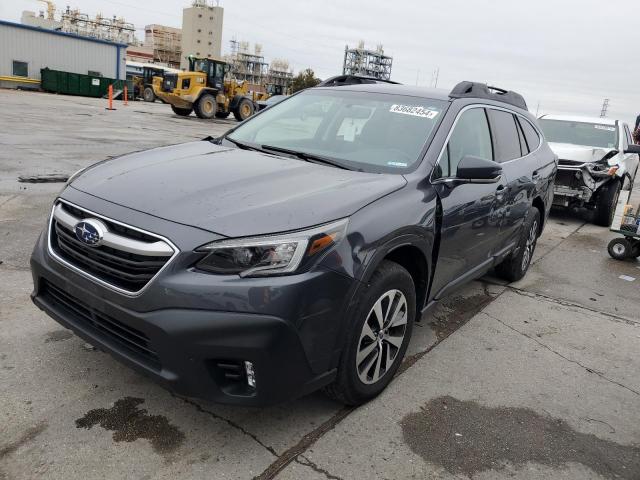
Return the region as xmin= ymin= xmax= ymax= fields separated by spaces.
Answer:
xmin=40 ymin=68 xmax=126 ymax=98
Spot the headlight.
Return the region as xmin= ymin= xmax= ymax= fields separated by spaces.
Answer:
xmin=195 ymin=218 xmax=349 ymax=277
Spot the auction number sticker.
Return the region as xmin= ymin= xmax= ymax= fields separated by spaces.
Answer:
xmin=390 ymin=104 xmax=439 ymax=119
xmin=594 ymin=125 xmax=615 ymax=131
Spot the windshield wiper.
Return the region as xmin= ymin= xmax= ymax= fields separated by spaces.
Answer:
xmin=261 ymin=145 xmax=350 ymax=170
xmin=224 ymin=136 xmax=265 ymax=153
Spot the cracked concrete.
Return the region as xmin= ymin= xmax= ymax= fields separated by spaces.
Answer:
xmin=2 ymin=90 xmax=639 ymax=480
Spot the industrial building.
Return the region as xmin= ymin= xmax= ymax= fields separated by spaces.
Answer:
xmin=343 ymin=41 xmax=393 ymax=80
xmin=0 ymin=20 xmax=126 ymax=89
xmin=267 ymin=59 xmax=294 ymax=90
xmin=226 ymin=40 xmax=268 ymax=84
xmin=21 ymin=4 xmax=136 ymax=45
xmin=180 ymin=0 xmax=224 ymax=70
xmin=143 ymin=24 xmax=182 ymax=68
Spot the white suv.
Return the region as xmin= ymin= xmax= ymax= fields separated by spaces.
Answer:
xmin=539 ymin=114 xmax=640 ymax=225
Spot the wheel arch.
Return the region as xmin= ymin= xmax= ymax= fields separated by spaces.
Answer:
xmin=229 ymin=94 xmax=246 ymax=111
xmin=195 ymin=88 xmax=219 ymax=103
xmin=532 ymin=195 xmax=545 ymax=236
xmin=384 ymin=244 xmax=430 ymax=316
xmin=358 ymin=236 xmax=432 ymax=318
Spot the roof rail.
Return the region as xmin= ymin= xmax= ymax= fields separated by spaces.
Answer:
xmin=449 ymin=81 xmax=528 ymax=110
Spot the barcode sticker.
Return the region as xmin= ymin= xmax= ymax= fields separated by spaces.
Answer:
xmin=390 ymin=104 xmax=439 ymax=119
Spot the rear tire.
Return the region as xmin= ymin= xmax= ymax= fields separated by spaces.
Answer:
xmin=594 ymin=180 xmax=621 ymax=227
xmin=495 ymin=207 xmax=541 ymax=282
xmin=143 ymin=87 xmax=155 ymax=102
xmin=323 ymin=260 xmax=415 ymax=406
xmin=194 ymin=94 xmax=217 ymax=119
xmin=233 ymin=98 xmax=255 ymax=121
xmin=170 ymin=105 xmax=192 ymax=116
xmin=608 ymin=238 xmax=631 ymax=260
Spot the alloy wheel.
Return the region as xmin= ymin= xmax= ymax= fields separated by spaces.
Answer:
xmin=356 ymin=289 xmax=408 ymax=385
xmin=521 ymin=219 xmax=538 ymax=271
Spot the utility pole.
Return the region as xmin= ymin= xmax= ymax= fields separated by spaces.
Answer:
xmin=535 ymin=101 xmax=541 ymax=117
xmin=600 ymin=99 xmax=610 ymax=118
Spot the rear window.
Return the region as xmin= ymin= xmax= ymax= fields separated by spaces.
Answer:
xmin=487 ymin=109 xmax=522 ymax=162
xmin=518 ymin=118 xmax=541 ymax=152
xmin=539 ymin=119 xmax=617 ymax=149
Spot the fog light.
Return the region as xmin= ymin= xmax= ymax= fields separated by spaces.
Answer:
xmin=244 ymin=361 xmax=256 ymax=388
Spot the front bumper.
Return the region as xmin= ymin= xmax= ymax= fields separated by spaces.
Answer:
xmin=30 ymin=198 xmax=355 ymax=406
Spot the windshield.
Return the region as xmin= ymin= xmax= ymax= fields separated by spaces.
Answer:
xmin=539 ymin=119 xmax=618 ymax=149
xmin=226 ymin=89 xmax=447 ymax=173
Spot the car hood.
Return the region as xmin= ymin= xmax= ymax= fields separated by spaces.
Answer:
xmin=70 ymin=141 xmax=407 ymax=237
xmin=548 ymin=142 xmax=617 ymax=164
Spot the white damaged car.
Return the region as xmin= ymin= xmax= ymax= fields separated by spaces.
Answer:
xmin=539 ymin=115 xmax=640 ymax=225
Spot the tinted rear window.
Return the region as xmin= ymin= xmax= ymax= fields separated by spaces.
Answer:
xmin=518 ymin=118 xmax=541 ymax=152
xmin=488 ymin=109 xmax=522 ymax=162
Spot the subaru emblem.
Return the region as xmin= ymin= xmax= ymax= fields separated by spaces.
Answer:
xmin=74 ymin=219 xmax=105 ymax=247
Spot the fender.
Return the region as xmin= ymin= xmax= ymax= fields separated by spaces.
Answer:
xmin=195 ymin=87 xmax=219 ymax=103
xmin=229 ymin=94 xmax=246 ymax=111
xmin=326 ymin=232 xmax=434 ymax=371
xmin=357 ymin=233 xmax=432 ymax=287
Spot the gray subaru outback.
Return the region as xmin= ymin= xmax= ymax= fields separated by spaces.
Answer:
xmin=31 ymin=82 xmax=556 ymax=406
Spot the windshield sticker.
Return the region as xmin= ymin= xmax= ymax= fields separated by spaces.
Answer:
xmin=594 ymin=125 xmax=615 ymax=131
xmin=389 ymin=104 xmax=439 ymax=119
xmin=388 ymin=161 xmax=408 ymax=167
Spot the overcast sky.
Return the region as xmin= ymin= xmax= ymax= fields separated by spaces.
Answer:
xmin=3 ymin=0 xmax=639 ymax=123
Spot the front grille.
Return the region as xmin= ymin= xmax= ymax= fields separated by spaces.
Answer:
xmin=42 ymin=280 xmax=161 ymax=370
xmin=49 ymin=201 xmax=175 ymax=294
xmin=555 ymin=170 xmax=583 ymax=189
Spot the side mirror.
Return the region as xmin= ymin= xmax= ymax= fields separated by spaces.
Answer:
xmin=456 ymin=155 xmax=503 ymax=183
xmin=624 ymin=144 xmax=640 ymax=154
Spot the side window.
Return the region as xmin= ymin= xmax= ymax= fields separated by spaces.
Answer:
xmin=487 ymin=109 xmax=522 ymax=162
xmin=516 ymin=118 xmax=529 ymax=157
xmin=436 ymin=108 xmax=492 ymax=178
xmin=519 ymin=118 xmax=541 ymax=152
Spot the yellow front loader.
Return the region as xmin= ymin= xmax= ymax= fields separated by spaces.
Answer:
xmin=153 ymin=57 xmax=263 ymax=121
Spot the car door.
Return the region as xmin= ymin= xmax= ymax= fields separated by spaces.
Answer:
xmin=430 ymin=106 xmax=508 ymax=300
xmin=486 ymin=108 xmax=536 ymax=252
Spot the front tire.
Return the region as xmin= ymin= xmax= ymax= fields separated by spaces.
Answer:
xmin=594 ymin=179 xmax=621 ymax=227
xmin=495 ymin=207 xmax=541 ymax=282
xmin=171 ymin=105 xmax=193 ymax=116
xmin=143 ymin=87 xmax=155 ymax=102
xmin=233 ymin=98 xmax=255 ymax=121
xmin=324 ymin=260 xmax=415 ymax=405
